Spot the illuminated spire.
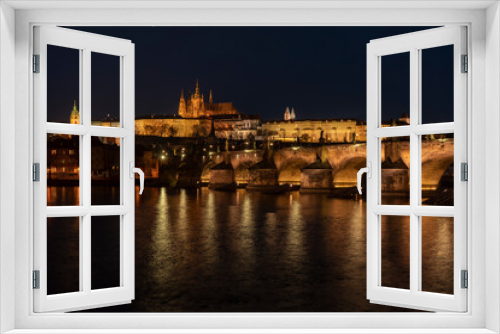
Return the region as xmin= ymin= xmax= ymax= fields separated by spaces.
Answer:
xmin=195 ymin=79 xmax=200 ymax=97
xmin=284 ymin=107 xmax=291 ymax=121
xmin=70 ymin=99 xmax=79 ymax=124
xmin=290 ymin=108 xmax=296 ymax=120
xmin=178 ymin=90 xmax=187 ymax=117
xmin=209 ymin=89 xmax=213 ymax=103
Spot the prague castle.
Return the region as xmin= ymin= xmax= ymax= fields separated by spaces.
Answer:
xmin=178 ymin=80 xmax=238 ymax=118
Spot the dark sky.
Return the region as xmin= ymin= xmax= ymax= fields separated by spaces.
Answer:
xmin=48 ymin=26 xmax=454 ymax=123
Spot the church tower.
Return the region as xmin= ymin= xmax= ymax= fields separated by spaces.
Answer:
xmin=70 ymin=99 xmax=79 ymax=124
xmin=290 ymin=108 xmax=296 ymax=120
xmin=178 ymin=90 xmax=187 ymax=117
xmin=284 ymin=107 xmax=291 ymax=121
xmin=209 ymin=89 xmax=213 ymax=104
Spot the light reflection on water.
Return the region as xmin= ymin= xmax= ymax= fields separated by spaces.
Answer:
xmin=48 ymin=186 xmax=453 ymax=312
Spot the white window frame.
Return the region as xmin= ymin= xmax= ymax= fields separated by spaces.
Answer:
xmin=33 ymin=26 xmax=136 ymax=313
xmin=366 ymin=26 xmax=468 ymax=312
xmin=1 ymin=1 xmax=499 ymax=333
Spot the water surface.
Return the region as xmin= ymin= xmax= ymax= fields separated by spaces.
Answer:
xmin=47 ymin=186 xmax=453 ymax=312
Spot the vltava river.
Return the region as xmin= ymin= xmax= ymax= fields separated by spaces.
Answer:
xmin=47 ymin=186 xmax=453 ymax=312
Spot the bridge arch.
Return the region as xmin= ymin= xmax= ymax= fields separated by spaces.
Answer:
xmin=201 ymin=160 xmax=218 ymax=183
xmin=421 ymin=153 xmax=454 ymax=191
xmin=326 ymin=144 xmax=367 ymax=172
xmin=333 ymin=157 xmax=367 ymax=188
xmin=421 ymin=139 xmax=454 ymax=191
xmin=278 ymin=158 xmax=313 ymax=184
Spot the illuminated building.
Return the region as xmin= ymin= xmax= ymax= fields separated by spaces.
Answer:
xmin=178 ymin=80 xmax=238 ymax=118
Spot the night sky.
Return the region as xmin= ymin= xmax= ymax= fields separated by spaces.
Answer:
xmin=47 ymin=26 xmax=454 ymax=123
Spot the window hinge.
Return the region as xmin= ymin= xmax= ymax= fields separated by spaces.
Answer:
xmin=461 ymin=162 xmax=468 ymax=182
xmin=33 ymin=270 xmax=40 ymax=289
xmin=33 ymin=54 xmax=40 ymax=73
xmin=461 ymin=270 xmax=468 ymax=289
xmin=461 ymin=54 xmax=468 ymax=73
xmin=33 ymin=163 xmax=40 ymax=182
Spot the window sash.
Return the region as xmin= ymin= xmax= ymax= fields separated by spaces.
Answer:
xmin=32 ymin=25 xmax=136 ymax=313
xmin=366 ymin=26 xmax=468 ymax=312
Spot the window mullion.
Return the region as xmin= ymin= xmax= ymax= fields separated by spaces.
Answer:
xmin=409 ymin=48 xmax=420 ymax=294
xmin=82 ymin=47 xmax=92 ymax=295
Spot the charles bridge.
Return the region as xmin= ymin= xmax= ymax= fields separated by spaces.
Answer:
xmin=195 ymin=138 xmax=454 ymax=191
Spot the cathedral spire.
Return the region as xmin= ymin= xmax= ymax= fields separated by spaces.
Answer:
xmin=178 ymin=89 xmax=187 ymax=117
xmin=209 ymin=89 xmax=213 ymax=104
xmin=195 ymin=79 xmax=200 ymax=97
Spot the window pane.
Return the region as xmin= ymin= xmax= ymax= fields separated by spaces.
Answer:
xmin=47 ymin=45 xmax=80 ymax=124
xmin=421 ymin=45 xmax=454 ymax=124
xmin=91 ymin=216 xmax=121 ymax=290
xmin=381 ymin=136 xmax=410 ymax=205
xmin=381 ymin=215 xmax=410 ymax=290
xmin=421 ymin=216 xmax=454 ymax=295
xmin=91 ymin=52 xmax=120 ymax=127
xmin=421 ymin=133 xmax=454 ymax=206
xmin=47 ymin=217 xmax=80 ymax=295
xmin=381 ymin=52 xmax=410 ymax=127
xmin=91 ymin=137 xmax=121 ymax=205
xmin=47 ymin=133 xmax=80 ymax=206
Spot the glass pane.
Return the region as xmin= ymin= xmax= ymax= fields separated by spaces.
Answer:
xmin=47 ymin=45 xmax=80 ymax=124
xmin=421 ymin=133 xmax=454 ymax=206
xmin=381 ymin=136 xmax=410 ymax=205
xmin=381 ymin=215 xmax=410 ymax=290
xmin=47 ymin=133 xmax=80 ymax=206
xmin=381 ymin=52 xmax=410 ymax=127
xmin=421 ymin=216 xmax=454 ymax=294
xmin=421 ymin=45 xmax=454 ymax=124
xmin=47 ymin=217 xmax=80 ymax=295
xmin=91 ymin=137 xmax=121 ymax=205
xmin=91 ymin=52 xmax=120 ymax=127
xmin=91 ymin=216 xmax=121 ymax=290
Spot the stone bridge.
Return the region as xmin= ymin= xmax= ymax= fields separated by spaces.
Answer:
xmin=201 ymin=139 xmax=454 ymax=190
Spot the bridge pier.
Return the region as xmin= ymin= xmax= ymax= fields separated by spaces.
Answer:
xmin=247 ymin=153 xmax=280 ymax=192
xmin=300 ymin=158 xmax=333 ymax=193
xmin=209 ymin=161 xmax=236 ymax=191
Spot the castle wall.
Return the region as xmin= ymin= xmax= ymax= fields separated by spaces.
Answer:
xmin=135 ymin=118 xmax=212 ymax=137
